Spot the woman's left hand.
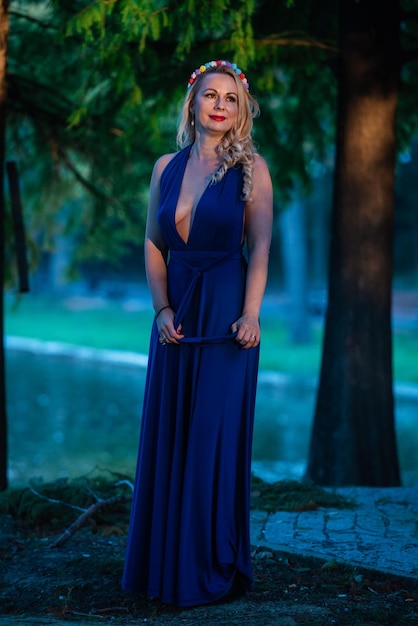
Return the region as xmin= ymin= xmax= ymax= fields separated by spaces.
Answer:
xmin=231 ymin=315 xmax=260 ymax=349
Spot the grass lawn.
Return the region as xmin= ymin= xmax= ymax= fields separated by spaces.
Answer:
xmin=4 ymin=293 xmax=418 ymax=384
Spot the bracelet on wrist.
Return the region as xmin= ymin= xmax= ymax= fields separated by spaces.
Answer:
xmin=155 ymin=305 xmax=171 ymax=319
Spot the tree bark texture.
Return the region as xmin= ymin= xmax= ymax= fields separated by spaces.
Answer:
xmin=306 ymin=0 xmax=401 ymax=486
xmin=0 ymin=0 xmax=9 ymax=491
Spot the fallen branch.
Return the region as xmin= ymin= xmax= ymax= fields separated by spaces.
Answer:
xmin=92 ymin=607 xmax=130 ymax=614
xmin=115 ymin=479 xmax=134 ymax=491
xmin=28 ymin=485 xmax=86 ymax=512
xmin=50 ymin=494 xmax=132 ymax=549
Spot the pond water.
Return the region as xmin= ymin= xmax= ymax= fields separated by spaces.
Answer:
xmin=5 ymin=349 xmax=418 ymax=487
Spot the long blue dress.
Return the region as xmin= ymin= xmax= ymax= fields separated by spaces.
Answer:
xmin=122 ymin=145 xmax=260 ymax=606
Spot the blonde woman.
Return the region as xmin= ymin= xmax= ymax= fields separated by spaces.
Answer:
xmin=122 ymin=60 xmax=273 ymax=607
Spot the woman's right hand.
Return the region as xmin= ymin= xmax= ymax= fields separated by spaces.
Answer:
xmin=157 ymin=308 xmax=184 ymax=345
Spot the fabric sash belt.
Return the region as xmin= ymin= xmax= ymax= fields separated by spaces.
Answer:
xmin=169 ymin=248 xmax=243 ymax=346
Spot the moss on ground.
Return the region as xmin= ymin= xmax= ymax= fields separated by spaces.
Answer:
xmin=250 ymin=475 xmax=356 ymax=512
xmin=0 ymin=471 xmax=355 ymax=535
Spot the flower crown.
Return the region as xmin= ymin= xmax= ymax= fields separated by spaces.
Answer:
xmin=187 ymin=60 xmax=249 ymax=91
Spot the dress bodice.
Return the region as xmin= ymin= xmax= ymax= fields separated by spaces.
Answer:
xmin=157 ymin=145 xmax=246 ymax=252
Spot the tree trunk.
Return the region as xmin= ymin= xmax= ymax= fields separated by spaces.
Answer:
xmin=0 ymin=0 xmax=9 ymax=491
xmin=305 ymin=0 xmax=401 ymax=486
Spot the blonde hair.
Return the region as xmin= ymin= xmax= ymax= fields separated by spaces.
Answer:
xmin=176 ymin=64 xmax=260 ymax=201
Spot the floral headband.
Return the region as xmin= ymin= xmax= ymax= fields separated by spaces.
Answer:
xmin=187 ymin=60 xmax=249 ymax=91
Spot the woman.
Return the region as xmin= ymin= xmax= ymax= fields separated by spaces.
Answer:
xmin=122 ymin=60 xmax=273 ymax=607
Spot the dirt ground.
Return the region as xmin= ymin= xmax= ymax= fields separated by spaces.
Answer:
xmin=1 ymin=513 xmax=418 ymax=626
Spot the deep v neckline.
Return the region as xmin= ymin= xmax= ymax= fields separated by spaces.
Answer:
xmin=174 ymin=146 xmax=214 ymax=246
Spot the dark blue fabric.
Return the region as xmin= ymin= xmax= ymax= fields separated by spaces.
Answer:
xmin=122 ymin=145 xmax=260 ymax=606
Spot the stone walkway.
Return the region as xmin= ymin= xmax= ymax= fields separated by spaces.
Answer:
xmin=250 ymin=486 xmax=418 ymax=580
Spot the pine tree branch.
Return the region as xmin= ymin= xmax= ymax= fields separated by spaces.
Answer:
xmin=7 ymin=75 xmax=131 ymax=209
xmin=56 ymin=144 xmax=123 ymax=208
xmin=254 ymin=32 xmax=338 ymax=54
xmin=7 ymin=73 xmax=74 ymax=119
xmin=9 ymin=10 xmax=54 ymax=29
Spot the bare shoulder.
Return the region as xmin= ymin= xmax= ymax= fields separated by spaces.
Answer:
xmin=252 ymin=153 xmax=271 ymax=177
xmin=251 ymin=153 xmax=273 ymax=196
xmin=152 ymin=152 xmax=177 ymax=181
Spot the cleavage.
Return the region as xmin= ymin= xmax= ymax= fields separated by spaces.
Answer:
xmin=175 ymin=162 xmax=214 ymax=243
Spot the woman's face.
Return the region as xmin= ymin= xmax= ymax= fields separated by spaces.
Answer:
xmin=192 ymin=72 xmax=239 ymax=137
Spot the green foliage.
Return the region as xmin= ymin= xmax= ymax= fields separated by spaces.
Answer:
xmin=397 ymin=3 xmax=418 ymax=152
xmin=67 ymin=106 xmax=89 ymax=129
xmin=66 ymin=1 xmax=170 ymax=52
xmin=6 ymin=0 xmax=418 ymax=273
xmin=65 ymin=1 xmax=110 ymax=42
xmin=7 ymin=1 xmax=339 ymax=262
xmin=7 ymin=0 xmax=156 ymax=271
xmin=65 ymin=0 xmax=257 ymax=64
